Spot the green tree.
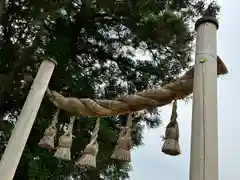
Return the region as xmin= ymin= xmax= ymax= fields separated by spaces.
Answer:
xmin=0 ymin=0 xmax=219 ymax=179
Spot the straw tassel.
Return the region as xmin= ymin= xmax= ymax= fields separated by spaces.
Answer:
xmin=75 ymin=117 xmax=100 ymax=169
xmin=162 ymin=99 xmax=181 ymax=156
xmin=54 ymin=116 xmax=76 ymax=160
xmin=111 ymin=113 xmax=133 ymax=162
xmin=38 ymin=108 xmax=60 ymax=149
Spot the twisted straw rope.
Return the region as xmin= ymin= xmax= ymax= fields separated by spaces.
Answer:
xmin=46 ymin=57 xmax=227 ymax=117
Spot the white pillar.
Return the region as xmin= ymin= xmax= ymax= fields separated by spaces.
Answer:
xmin=190 ymin=17 xmax=219 ymax=180
xmin=0 ymin=59 xmax=57 ymax=180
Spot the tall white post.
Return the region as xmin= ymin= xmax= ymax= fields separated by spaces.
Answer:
xmin=190 ymin=17 xmax=219 ymax=180
xmin=0 ymin=59 xmax=57 ymax=180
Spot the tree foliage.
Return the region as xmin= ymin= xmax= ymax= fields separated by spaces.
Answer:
xmin=0 ymin=0 xmax=219 ymax=179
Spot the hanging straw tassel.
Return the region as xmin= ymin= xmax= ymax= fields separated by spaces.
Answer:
xmin=54 ymin=116 xmax=76 ymax=160
xmin=38 ymin=108 xmax=60 ymax=149
xmin=75 ymin=117 xmax=100 ymax=169
xmin=162 ymin=99 xmax=181 ymax=156
xmin=111 ymin=113 xmax=133 ymax=162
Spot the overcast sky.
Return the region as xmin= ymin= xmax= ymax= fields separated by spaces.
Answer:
xmin=130 ymin=0 xmax=238 ymax=179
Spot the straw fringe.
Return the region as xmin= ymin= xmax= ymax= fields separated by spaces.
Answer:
xmin=111 ymin=114 xmax=133 ymax=162
xmin=75 ymin=117 xmax=100 ymax=169
xmin=162 ymin=100 xmax=181 ymax=156
xmin=54 ymin=116 xmax=76 ymax=160
xmin=38 ymin=109 xmax=60 ymax=149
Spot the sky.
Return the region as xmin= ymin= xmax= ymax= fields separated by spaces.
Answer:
xmin=130 ymin=0 xmax=238 ymax=179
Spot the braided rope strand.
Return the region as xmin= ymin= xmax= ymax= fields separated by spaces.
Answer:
xmin=38 ymin=108 xmax=61 ymax=149
xmin=89 ymin=117 xmax=100 ymax=145
xmin=54 ymin=116 xmax=76 ymax=160
xmin=75 ymin=117 xmax=101 ymax=168
xmin=111 ymin=113 xmax=133 ymax=161
xmin=51 ymin=108 xmax=60 ymax=126
xmin=66 ymin=116 xmax=76 ymax=134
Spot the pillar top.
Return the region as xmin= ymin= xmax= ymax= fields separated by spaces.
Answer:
xmin=46 ymin=58 xmax=57 ymax=66
xmin=195 ymin=16 xmax=219 ymax=30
